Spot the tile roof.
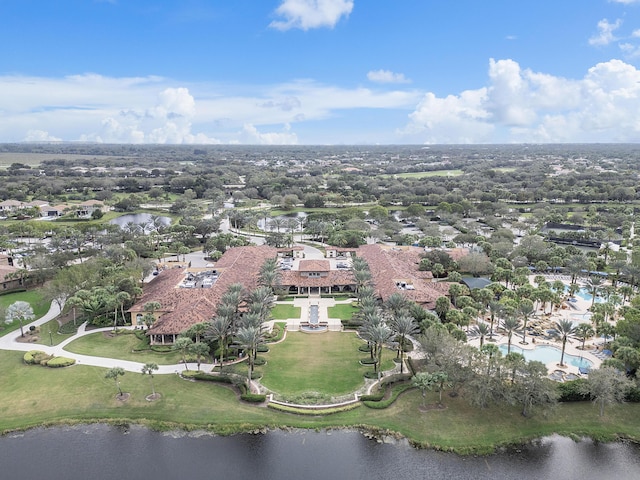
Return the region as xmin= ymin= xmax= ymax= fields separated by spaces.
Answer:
xmin=131 ymin=245 xmax=277 ymax=336
xmin=280 ymin=269 xmax=355 ymax=288
xmin=356 ymin=244 xmax=452 ymax=309
xmin=298 ymin=259 xmax=331 ymax=272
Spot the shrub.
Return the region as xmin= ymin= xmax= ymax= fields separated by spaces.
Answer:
xmin=58 ymin=321 xmax=79 ymax=335
xmin=358 ymin=344 xmax=372 ymax=353
xmin=241 ymin=393 xmax=267 ymax=403
xmin=363 ymin=384 xmax=415 ymax=409
xmin=23 ymin=350 xmax=53 ymax=365
xmin=626 ymin=385 xmax=640 ymax=403
xmin=253 ymin=356 xmax=267 ymax=366
xmin=256 ymin=345 xmax=269 ymax=353
xmin=557 ymin=379 xmax=590 ymax=402
xmin=359 ymin=358 xmax=376 ymax=365
xmin=267 ymin=402 xmax=361 ymax=415
xmin=359 ymin=392 xmax=385 ymax=402
xmin=46 ymin=357 xmax=76 ymax=368
xmin=364 ymin=371 xmax=379 ymax=379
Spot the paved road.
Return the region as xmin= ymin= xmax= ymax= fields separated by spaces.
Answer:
xmin=0 ymin=301 xmax=208 ymax=374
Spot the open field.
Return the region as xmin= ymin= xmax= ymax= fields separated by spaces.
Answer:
xmin=1 ymin=348 xmax=639 ymax=453
xmin=327 ymin=303 xmax=358 ymax=320
xmin=271 ymin=304 xmax=301 ymax=320
xmin=261 ymin=332 xmax=393 ymax=397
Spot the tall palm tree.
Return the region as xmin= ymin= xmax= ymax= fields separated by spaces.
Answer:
xmin=361 ymin=323 xmax=392 ymax=380
xmin=206 ymin=315 xmax=233 ymax=368
xmin=236 ymin=325 xmax=263 ymax=384
xmin=585 ymin=276 xmax=604 ymax=309
xmin=574 ymin=323 xmax=594 ymax=351
xmin=141 ymin=363 xmax=159 ymax=397
xmin=554 ymin=319 xmax=577 ymax=367
xmin=518 ymin=300 xmax=535 ymax=345
xmin=474 ymin=322 xmax=490 ymax=348
xmin=389 ymin=314 xmax=418 ymax=374
xmin=502 ymin=316 xmax=520 ymax=354
xmin=487 ymin=301 xmax=503 ymax=338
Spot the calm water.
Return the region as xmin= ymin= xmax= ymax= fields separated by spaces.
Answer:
xmin=109 ymin=213 xmax=171 ymax=231
xmin=499 ymin=344 xmax=594 ymax=369
xmin=1 ymin=426 xmax=639 ymax=480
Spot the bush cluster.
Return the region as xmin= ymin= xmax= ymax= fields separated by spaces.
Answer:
xmin=46 ymin=357 xmax=76 ymax=368
xmin=363 ymin=384 xmax=415 ymax=409
xmin=23 ymin=350 xmax=75 ymax=368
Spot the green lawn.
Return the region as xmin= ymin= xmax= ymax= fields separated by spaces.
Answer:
xmin=2 ymin=347 xmax=640 ymax=453
xmin=0 ymin=290 xmax=50 ymax=337
xmin=327 ymin=303 xmax=358 ymax=320
xmin=260 ymin=331 xmax=393 ymax=398
xmin=31 ymin=318 xmax=76 ymax=346
xmin=271 ymin=303 xmax=301 ymax=320
xmin=63 ymin=331 xmax=185 ymax=364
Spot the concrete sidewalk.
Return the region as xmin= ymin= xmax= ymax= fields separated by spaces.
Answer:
xmin=0 ymin=301 xmax=207 ymax=374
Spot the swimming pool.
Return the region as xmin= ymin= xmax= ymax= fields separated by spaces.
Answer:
xmin=498 ymin=344 xmax=594 ymax=369
xmin=565 ymin=286 xmax=603 ymax=304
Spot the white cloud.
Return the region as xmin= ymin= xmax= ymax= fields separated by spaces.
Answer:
xmin=609 ymin=0 xmax=640 ymax=4
xmin=589 ymin=18 xmax=622 ymax=46
xmin=270 ymin=0 xmax=354 ymax=31
xmin=23 ymin=130 xmax=62 ymax=142
xmin=240 ymin=123 xmax=298 ymax=145
xmin=367 ymin=70 xmax=411 ymax=84
xmin=403 ymin=58 xmax=640 ymax=144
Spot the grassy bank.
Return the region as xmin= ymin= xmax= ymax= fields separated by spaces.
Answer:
xmin=2 ymin=349 xmax=639 ymax=452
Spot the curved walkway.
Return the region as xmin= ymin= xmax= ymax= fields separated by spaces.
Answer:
xmin=0 ymin=302 xmax=205 ymax=375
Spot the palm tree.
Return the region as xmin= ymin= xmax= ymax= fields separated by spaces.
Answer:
xmin=574 ymin=323 xmax=595 ymax=350
xmin=585 ymin=276 xmax=604 ymax=309
xmin=141 ymin=362 xmax=159 ymax=397
xmin=502 ymin=316 xmax=520 ymax=354
xmin=389 ymin=314 xmax=418 ymax=374
xmin=518 ymin=300 xmax=535 ymax=345
xmin=236 ymin=325 xmax=263 ymax=384
xmin=474 ymin=322 xmax=490 ymax=348
xmin=360 ymin=323 xmax=392 ymax=380
xmin=206 ymin=315 xmax=233 ymax=368
xmin=105 ymin=367 xmax=126 ymax=397
xmin=172 ymin=337 xmax=194 ymax=370
xmin=487 ymin=301 xmax=502 ymax=338
xmin=554 ymin=319 xmax=577 ymax=367
xmin=188 ymin=342 xmax=210 ymax=371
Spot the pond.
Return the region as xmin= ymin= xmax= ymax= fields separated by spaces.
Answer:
xmin=1 ymin=426 xmax=639 ymax=480
xmin=109 ymin=213 xmax=171 ymax=232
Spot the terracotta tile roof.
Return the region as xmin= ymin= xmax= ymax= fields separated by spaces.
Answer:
xmin=280 ymin=269 xmax=355 ymax=288
xmin=357 ymin=244 xmax=451 ymax=309
xmin=130 ymin=245 xmax=277 ymax=336
xmin=298 ymin=260 xmax=331 ymax=272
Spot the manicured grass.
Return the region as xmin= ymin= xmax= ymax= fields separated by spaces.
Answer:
xmin=31 ymin=318 xmax=75 ymax=346
xmin=271 ymin=303 xmax=301 ymax=320
xmin=2 ymin=347 xmax=640 ymax=453
xmin=327 ymin=303 xmax=358 ymax=320
xmin=0 ymin=290 xmax=50 ymax=337
xmin=260 ymin=332 xmax=393 ymax=398
xmin=63 ymin=331 xmax=185 ymax=364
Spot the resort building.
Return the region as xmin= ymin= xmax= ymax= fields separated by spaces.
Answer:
xmin=129 ymin=243 xmax=460 ymax=344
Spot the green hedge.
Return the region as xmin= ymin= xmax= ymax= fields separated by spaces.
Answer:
xmin=253 ymin=356 xmax=266 ymax=366
xmin=23 ymin=350 xmax=52 ymax=365
xmin=557 ymin=379 xmax=589 ymax=402
xmin=58 ymin=321 xmax=79 ymax=335
xmin=359 ymin=358 xmax=376 ymax=365
xmin=241 ymin=393 xmax=267 ymax=403
xmin=363 ymin=384 xmax=415 ymax=409
xmin=267 ymin=402 xmax=361 ymax=415
xmin=45 ymin=357 xmax=76 ymax=368
xmin=184 ymin=371 xmax=234 ymax=384
xmin=256 ymin=345 xmax=269 ymax=353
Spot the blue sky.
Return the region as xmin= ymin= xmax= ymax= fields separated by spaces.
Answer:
xmin=2 ymin=0 xmax=640 ymax=144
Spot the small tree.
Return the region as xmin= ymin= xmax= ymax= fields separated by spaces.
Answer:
xmin=188 ymin=342 xmax=210 ymax=371
xmin=6 ymin=301 xmax=35 ymax=337
xmin=580 ymin=366 xmax=633 ymax=417
xmin=172 ymin=337 xmax=193 ymax=370
xmin=141 ymin=362 xmax=159 ymax=397
xmin=105 ymin=367 xmax=126 ymax=398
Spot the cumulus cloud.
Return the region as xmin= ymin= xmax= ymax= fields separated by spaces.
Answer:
xmin=239 ymin=123 xmax=298 ymax=145
xmin=270 ymin=0 xmax=354 ymax=31
xmin=589 ymin=18 xmax=622 ymax=46
xmin=23 ymin=130 xmax=62 ymax=142
xmin=403 ymin=58 xmax=640 ymax=144
xmin=367 ymin=70 xmax=411 ymax=84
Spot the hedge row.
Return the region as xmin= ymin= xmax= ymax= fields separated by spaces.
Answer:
xmin=558 ymin=378 xmax=640 ymax=403
xmin=267 ymin=402 xmax=361 ymax=415
xmin=363 ymin=384 xmax=415 ymax=409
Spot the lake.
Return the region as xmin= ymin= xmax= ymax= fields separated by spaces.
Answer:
xmin=109 ymin=213 xmax=171 ymax=232
xmin=1 ymin=425 xmax=639 ymax=480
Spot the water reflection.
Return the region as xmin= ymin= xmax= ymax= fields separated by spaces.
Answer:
xmin=1 ymin=426 xmax=639 ymax=480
